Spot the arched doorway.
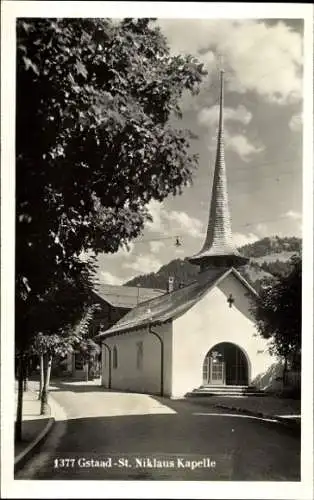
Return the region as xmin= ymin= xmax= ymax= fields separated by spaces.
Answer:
xmin=202 ymin=342 xmax=249 ymax=386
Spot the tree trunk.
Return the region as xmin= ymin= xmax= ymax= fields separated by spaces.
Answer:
xmin=15 ymin=356 xmax=24 ymax=442
xmin=282 ymin=356 xmax=288 ymax=387
xmin=89 ymin=358 xmax=95 ymax=380
xmin=23 ymin=359 xmax=29 ymax=392
xmin=40 ymin=353 xmax=52 ymax=415
xmin=38 ymin=354 xmax=44 ymax=400
xmin=85 ymin=359 xmax=89 ymax=382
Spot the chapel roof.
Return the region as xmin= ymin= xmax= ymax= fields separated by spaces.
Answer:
xmin=97 ymin=267 xmax=258 ymax=338
xmin=93 ymin=283 xmax=165 ymax=309
xmin=188 ymin=70 xmax=249 ymax=270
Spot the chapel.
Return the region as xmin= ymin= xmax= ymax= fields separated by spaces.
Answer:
xmin=97 ymin=71 xmax=273 ymax=398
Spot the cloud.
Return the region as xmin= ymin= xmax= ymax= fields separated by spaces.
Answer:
xmin=99 ymin=271 xmax=123 ymax=285
xmin=146 ymin=200 xmax=164 ymax=232
xmin=225 ymin=133 xmax=264 ymax=161
xmin=285 ymin=210 xmax=302 ymax=234
xmin=198 ymin=104 xmax=252 ymax=128
xmin=197 ymin=103 xmax=262 ymax=161
xmin=289 ymin=114 xmax=302 ymax=132
xmin=242 ymin=215 xmax=302 ymax=240
xmin=255 ymin=223 xmax=269 ymax=237
xmin=146 ymin=200 xmax=203 ymax=239
xmin=175 ymin=247 xmax=185 ymax=256
xmin=167 ymin=210 xmax=203 ymax=238
xmin=123 ymin=255 xmax=162 ymax=274
xmin=149 ymin=241 xmax=166 ymax=254
xmin=159 ymin=19 xmax=302 ymax=105
xmin=233 ymin=232 xmax=259 ymax=247
xmin=286 ymin=210 xmax=302 ymax=220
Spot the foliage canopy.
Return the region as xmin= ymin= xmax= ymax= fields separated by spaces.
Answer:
xmin=16 ymin=18 xmax=206 ymax=347
xmin=251 ymin=254 xmax=302 ymax=367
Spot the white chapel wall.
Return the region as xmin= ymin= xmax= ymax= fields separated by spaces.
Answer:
xmin=101 ymin=321 xmax=173 ymax=396
xmin=171 ymin=274 xmax=274 ymax=398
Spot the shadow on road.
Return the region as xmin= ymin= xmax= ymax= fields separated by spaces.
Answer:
xmin=49 ymin=379 xmax=106 ymax=393
xmin=15 ymin=410 xmax=301 ymax=482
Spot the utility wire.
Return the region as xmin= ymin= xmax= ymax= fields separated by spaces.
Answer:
xmin=134 ymin=212 xmax=301 ymax=245
xmin=200 ymin=158 xmax=300 ymax=177
xmin=235 ymin=214 xmax=301 ymax=230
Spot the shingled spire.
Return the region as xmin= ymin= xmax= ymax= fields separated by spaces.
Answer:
xmin=188 ymin=70 xmax=249 ymax=272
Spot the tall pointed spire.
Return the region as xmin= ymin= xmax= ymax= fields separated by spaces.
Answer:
xmin=188 ymin=70 xmax=249 ymax=272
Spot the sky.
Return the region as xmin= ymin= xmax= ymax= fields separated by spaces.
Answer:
xmin=97 ymin=18 xmax=304 ymax=286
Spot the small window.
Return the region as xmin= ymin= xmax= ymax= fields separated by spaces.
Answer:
xmin=136 ymin=341 xmax=143 ymax=370
xmin=112 ymin=346 xmax=118 ymax=369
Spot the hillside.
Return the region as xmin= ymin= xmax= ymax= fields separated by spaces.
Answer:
xmin=124 ymin=236 xmax=301 ymax=292
xmin=240 ymin=236 xmax=300 ymax=258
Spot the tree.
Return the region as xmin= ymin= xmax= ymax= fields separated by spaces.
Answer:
xmin=78 ymin=338 xmax=101 ymax=382
xmin=259 ymin=258 xmax=296 ymax=278
xmin=251 ymin=254 xmax=302 ymax=383
xmin=15 ymin=17 xmax=206 ymax=438
xmin=25 ymin=299 xmax=101 ymax=417
xmin=29 ymin=332 xmax=78 ymax=414
xmin=16 ymin=17 xmax=206 ymax=342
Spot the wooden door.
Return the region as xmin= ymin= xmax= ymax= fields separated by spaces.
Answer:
xmin=210 ymin=360 xmax=225 ymax=385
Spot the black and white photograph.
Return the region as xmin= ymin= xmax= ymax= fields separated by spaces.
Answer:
xmin=1 ymin=2 xmax=313 ymax=499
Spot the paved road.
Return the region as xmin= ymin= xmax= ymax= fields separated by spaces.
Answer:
xmin=16 ymin=380 xmax=300 ymax=481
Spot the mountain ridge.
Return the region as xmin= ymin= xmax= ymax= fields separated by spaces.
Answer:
xmin=124 ymin=236 xmax=301 ymax=292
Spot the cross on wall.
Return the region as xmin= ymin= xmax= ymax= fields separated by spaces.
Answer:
xmin=227 ymin=293 xmax=235 ymax=308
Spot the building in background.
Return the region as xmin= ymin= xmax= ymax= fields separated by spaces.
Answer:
xmin=62 ymin=284 xmax=165 ymax=380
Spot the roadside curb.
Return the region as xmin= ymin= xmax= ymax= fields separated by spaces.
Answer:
xmin=275 ymin=415 xmax=301 ymax=430
xmin=14 ymin=409 xmax=54 ymax=474
xmin=213 ymin=403 xmax=301 ymax=431
xmin=14 ymin=392 xmax=67 ymax=474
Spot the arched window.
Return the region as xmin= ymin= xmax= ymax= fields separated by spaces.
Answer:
xmin=136 ymin=341 xmax=143 ymax=370
xmin=113 ymin=346 xmax=118 ymax=369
